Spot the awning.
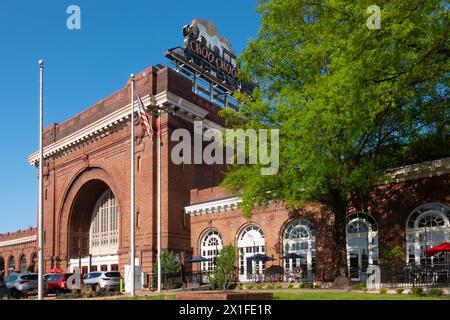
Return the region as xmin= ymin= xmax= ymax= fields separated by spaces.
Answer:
xmin=425 ymin=243 xmax=450 ymax=257
xmin=248 ymin=254 xmax=275 ymax=262
xmin=186 ymin=256 xmax=209 ymax=263
xmin=281 ymin=252 xmax=303 ymax=260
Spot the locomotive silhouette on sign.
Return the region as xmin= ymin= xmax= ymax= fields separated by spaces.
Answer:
xmin=182 ymin=18 xmax=237 ymax=70
xmin=165 ymin=18 xmax=255 ymax=98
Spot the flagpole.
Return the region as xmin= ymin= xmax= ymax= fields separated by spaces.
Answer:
xmin=130 ymin=74 xmax=136 ymax=297
xmin=157 ymin=112 xmax=162 ymax=292
xmin=38 ymin=59 xmax=44 ymax=300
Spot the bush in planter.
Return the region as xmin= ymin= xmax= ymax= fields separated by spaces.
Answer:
xmin=275 ymin=283 xmax=283 ymax=289
xmin=287 ymin=283 xmax=294 ymax=289
xmin=266 ymin=284 xmax=274 ymax=289
xmin=395 ymin=288 xmax=404 ymax=294
xmin=411 ymin=287 xmax=423 ymax=296
xmin=300 ymin=282 xmax=314 ymax=289
xmin=430 ymin=288 xmax=443 ymax=296
xmin=208 ymin=244 xmax=237 ymax=291
xmin=379 ymin=287 xmax=388 ymax=294
xmin=237 ymin=284 xmax=243 ymax=290
xmin=246 ymin=284 xmax=254 ymax=290
xmin=255 ymin=284 xmax=262 ymax=290
xmin=351 ymin=282 xmax=366 ymax=290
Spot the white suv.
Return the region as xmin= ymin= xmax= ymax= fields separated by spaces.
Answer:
xmin=83 ymin=271 xmax=121 ymax=292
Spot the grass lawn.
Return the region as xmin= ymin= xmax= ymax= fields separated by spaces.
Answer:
xmin=119 ymin=295 xmax=176 ymax=300
xmin=117 ymin=291 xmax=448 ymax=300
xmin=273 ymin=292 xmax=449 ymax=300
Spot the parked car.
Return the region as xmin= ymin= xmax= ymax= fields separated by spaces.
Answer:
xmin=4 ymin=273 xmax=39 ymax=298
xmin=45 ymin=273 xmax=73 ymax=295
xmin=83 ymin=271 xmax=121 ymax=292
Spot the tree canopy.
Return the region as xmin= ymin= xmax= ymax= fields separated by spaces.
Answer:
xmin=220 ymin=0 xmax=449 ymax=279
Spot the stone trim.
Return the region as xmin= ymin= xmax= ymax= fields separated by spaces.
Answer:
xmin=0 ymin=235 xmax=37 ymax=248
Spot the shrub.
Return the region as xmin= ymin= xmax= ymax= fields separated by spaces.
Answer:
xmin=300 ymin=282 xmax=314 ymax=289
xmin=395 ymin=288 xmax=404 ymax=294
xmin=237 ymin=284 xmax=243 ymax=290
xmin=430 ymin=288 xmax=443 ymax=296
xmin=411 ymin=287 xmax=423 ymax=296
xmin=266 ymin=284 xmax=274 ymax=289
xmin=208 ymin=244 xmax=236 ymax=291
xmin=379 ymin=287 xmax=388 ymax=294
xmin=287 ymin=283 xmax=294 ymax=289
xmin=275 ymin=283 xmax=283 ymax=289
xmin=255 ymin=284 xmax=263 ymax=290
xmin=246 ymin=284 xmax=254 ymax=290
xmin=351 ymin=282 xmax=366 ymax=290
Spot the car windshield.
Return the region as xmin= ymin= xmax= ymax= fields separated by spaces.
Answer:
xmin=105 ymin=272 xmax=121 ymax=278
xmin=21 ymin=274 xmax=38 ymax=281
xmin=46 ymin=274 xmax=63 ymax=282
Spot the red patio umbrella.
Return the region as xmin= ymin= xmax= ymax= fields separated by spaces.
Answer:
xmin=47 ymin=268 xmax=63 ymax=273
xmin=425 ymin=243 xmax=450 ymax=257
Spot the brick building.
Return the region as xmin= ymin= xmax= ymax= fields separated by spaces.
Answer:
xmin=1 ymin=65 xmax=449 ymax=284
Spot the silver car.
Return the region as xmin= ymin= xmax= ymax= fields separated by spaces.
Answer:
xmin=4 ymin=273 xmax=39 ymax=298
xmin=83 ymin=271 xmax=121 ymax=292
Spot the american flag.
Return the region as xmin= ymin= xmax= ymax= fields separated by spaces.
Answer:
xmin=136 ymin=92 xmax=153 ymax=139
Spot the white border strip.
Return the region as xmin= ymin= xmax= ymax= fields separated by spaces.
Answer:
xmin=185 ymin=196 xmax=242 ymax=216
xmin=0 ymin=235 xmax=37 ymax=248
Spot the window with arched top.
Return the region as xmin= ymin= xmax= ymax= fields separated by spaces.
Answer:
xmin=8 ymin=256 xmax=15 ymax=274
xmin=283 ymin=219 xmax=316 ymax=279
xmin=200 ymin=230 xmax=223 ymax=272
xmin=406 ymin=203 xmax=450 ymax=265
xmin=19 ymin=255 xmax=27 ymax=273
xmin=346 ymin=212 xmax=378 ymax=280
xmin=89 ymin=189 xmax=119 ymax=256
xmin=237 ymin=225 xmax=265 ymax=282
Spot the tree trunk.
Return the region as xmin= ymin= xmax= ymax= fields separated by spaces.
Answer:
xmin=330 ymin=202 xmax=351 ymax=289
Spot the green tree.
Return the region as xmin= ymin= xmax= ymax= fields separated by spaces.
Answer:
xmin=220 ymin=0 xmax=449 ymax=284
xmin=209 ymin=244 xmax=237 ymax=291
xmin=152 ymin=250 xmax=181 ymax=289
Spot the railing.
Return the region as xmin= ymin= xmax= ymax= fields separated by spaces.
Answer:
xmin=146 ymin=263 xmax=450 ymax=290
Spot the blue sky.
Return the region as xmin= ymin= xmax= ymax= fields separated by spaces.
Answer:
xmin=0 ymin=0 xmax=260 ymax=233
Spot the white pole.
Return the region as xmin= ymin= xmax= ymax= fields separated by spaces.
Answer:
xmin=157 ymin=113 xmax=162 ymax=292
xmin=130 ymin=74 xmax=136 ymax=296
xmin=38 ymin=60 xmax=44 ymax=300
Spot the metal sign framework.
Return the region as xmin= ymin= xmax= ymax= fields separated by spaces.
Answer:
xmin=165 ymin=46 xmax=255 ymax=109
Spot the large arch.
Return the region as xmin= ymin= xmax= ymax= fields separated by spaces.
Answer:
xmin=199 ymin=229 xmax=223 ymax=272
xmin=57 ymin=166 xmax=123 ymax=264
xmin=406 ymin=203 xmax=450 ymax=265
xmin=282 ymin=218 xmax=316 ymax=280
xmin=237 ymin=224 xmax=265 ymax=282
xmin=346 ymin=212 xmax=378 ymax=281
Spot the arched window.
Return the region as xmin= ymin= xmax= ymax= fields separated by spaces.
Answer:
xmin=346 ymin=212 xmax=378 ymax=280
xmin=237 ymin=225 xmax=265 ymax=282
xmin=406 ymin=203 xmax=450 ymax=265
xmin=0 ymin=256 xmax=4 ymax=273
xmin=90 ymin=189 xmax=119 ymax=256
xmin=283 ymin=219 xmax=316 ymax=280
xmin=8 ymin=256 xmax=15 ymax=274
xmin=19 ymin=255 xmax=27 ymax=273
xmin=200 ymin=230 xmax=223 ymax=272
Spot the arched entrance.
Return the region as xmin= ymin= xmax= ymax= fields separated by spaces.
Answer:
xmin=67 ymin=179 xmax=120 ymax=274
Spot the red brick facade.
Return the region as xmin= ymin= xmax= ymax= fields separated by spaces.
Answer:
xmin=1 ymin=64 xmax=449 ymax=283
